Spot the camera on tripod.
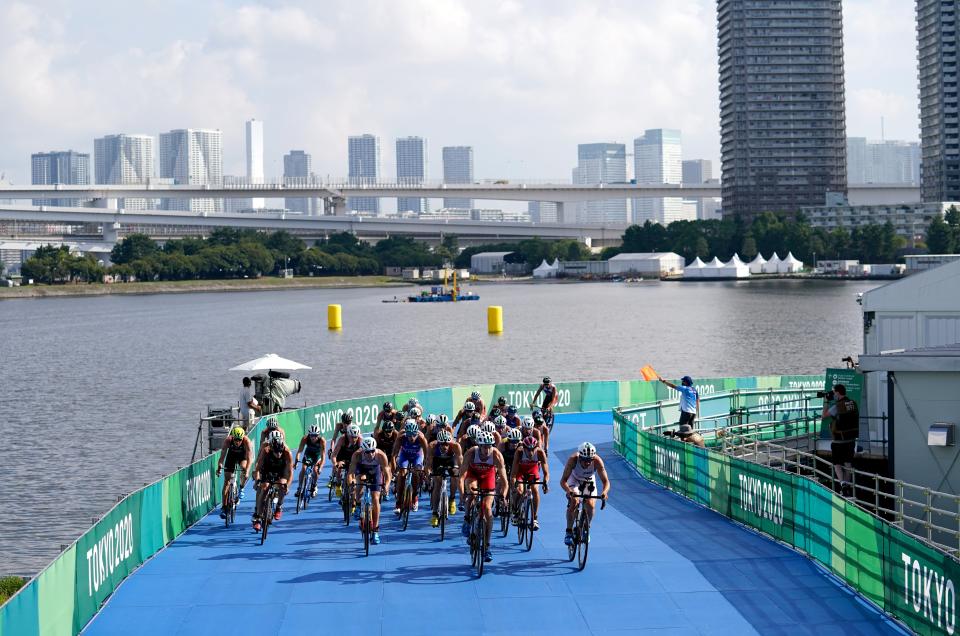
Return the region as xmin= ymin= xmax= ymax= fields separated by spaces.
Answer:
xmin=250 ymin=370 xmax=302 ymax=414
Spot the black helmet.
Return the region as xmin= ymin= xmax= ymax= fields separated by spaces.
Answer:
xmin=490 ymin=407 xmax=501 ymax=419
xmin=543 ymin=376 xmax=551 ymax=384
xmin=497 ymin=396 xmax=507 ymax=406
xmin=383 ymin=401 xmax=393 ymax=411
xmin=341 ymin=412 xmax=353 ymax=424
xmin=383 ymin=421 xmax=395 ymax=432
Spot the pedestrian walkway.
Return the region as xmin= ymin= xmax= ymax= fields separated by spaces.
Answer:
xmin=83 ymin=414 xmax=906 ymax=635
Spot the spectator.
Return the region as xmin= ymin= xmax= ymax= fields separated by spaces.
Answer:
xmin=658 ymin=375 xmax=700 ymax=430
xmin=240 ymin=376 xmax=261 ymax=430
xmin=822 ymin=383 xmax=858 ymax=497
xmin=676 ymin=424 xmax=705 ymax=448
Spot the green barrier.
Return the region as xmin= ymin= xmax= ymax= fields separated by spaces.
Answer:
xmin=614 ymin=401 xmax=960 ymax=636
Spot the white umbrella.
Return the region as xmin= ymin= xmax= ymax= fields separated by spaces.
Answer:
xmin=229 ymin=353 xmax=312 ymax=371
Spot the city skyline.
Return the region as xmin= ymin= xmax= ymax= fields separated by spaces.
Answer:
xmin=0 ymin=1 xmax=916 ymax=186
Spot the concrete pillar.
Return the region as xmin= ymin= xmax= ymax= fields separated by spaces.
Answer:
xmin=332 ymin=197 xmax=348 ymax=216
xmin=92 ymin=197 xmax=118 ymax=209
xmin=103 ymin=221 xmax=120 ymax=244
xmin=555 ymin=201 xmax=566 ymax=224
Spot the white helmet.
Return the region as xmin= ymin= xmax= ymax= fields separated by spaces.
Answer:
xmin=361 ymin=437 xmax=377 ymax=452
xmin=346 ymin=424 xmax=361 ymax=438
xmin=476 ymin=431 xmax=495 ymax=446
xmin=466 ymin=424 xmax=481 ymax=439
xmin=521 ymin=416 xmax=534 ymax=429
xmin=267 ymin=417 xmax=279 ymax=430
xmin=482 ymin=422 xmax=496 ymax=434
xmin=308 ymin=424 xmax=321 ymax=436
xmin=578 ymin=442 xmax=597 ymax=459
xmin=508 ymin=428 xmax=523 ymax=442
xmin=438 ymin=414 xmax=449 ymax=425
xmin=494 ymin=415 xmax=507 ymax=428
xmin=409 ymin=407 xmax=422 ymax=418
xmin=268 ymin=430 xmax=285 ymax=449
xmin=437 ymin=430 xmax=453 ymax=443
xmin=407 ymin=398 xmax=420 ymax=408
xmin=426 ymin=413 xmax=437 ymax=424
xmin=463 ymin=401 xmax=476 ymax=412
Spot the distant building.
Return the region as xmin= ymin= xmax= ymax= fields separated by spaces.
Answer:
xmin=348 ymin=134 xmax=380 ymax=214
xmin=471 ymin=251 xmax=514 ymax=274
xmin=158 ymin=128 xmax=223 ymax=213
xmin=283 ymin=150 xmax=316 ymax=215
xmin=31 ymin=151 xmax=90 ymax=206
xmin=396 ymin=136 xmax=427 ymax=214
xmin=575 ymin=143 xmax=627 ymax=223
xmin=528 ymin=201 xmax=558 ymax=223
xmin=682 ymin=159 xmax=715 ymax=221
xmin=442 ymin=146 xmax=473 ymax=209
xmin=94 ymin=134 xmax=155 ymax=210
xmin=633 ymin=129 xmax=685 ymax=225
xmin=846 ymin=138 xmax=920 ymax=185
xmin=904 ymin=254 xmax=960 ymax=273
xmin=245 ymin=119 xmax=264 ymax=209
xmin=471 ymin=209 xmax=529 ymax=222
xmin=918 ymin=0 xmax=960 ymax=201
xmin=607 ymin=252 xmax=685 ymax=275
xmin=802 ymin=200 xmax=954 ymax=240
xmin=718 ymin=0 xmax=847 ymax=219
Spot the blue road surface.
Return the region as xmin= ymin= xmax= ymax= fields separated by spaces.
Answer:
xmin=83 ymin=413 xmax=906 ymax=635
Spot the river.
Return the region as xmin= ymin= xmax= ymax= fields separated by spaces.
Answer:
xmin=0 ymin=279 xmax=879 ymax=574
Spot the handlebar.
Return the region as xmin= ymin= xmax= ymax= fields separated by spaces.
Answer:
xmin=568 ymin=492 xmax=606 ymax=509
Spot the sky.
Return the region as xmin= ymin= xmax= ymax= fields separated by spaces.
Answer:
xmin=0 ymin=0 xmax=918 ymax=185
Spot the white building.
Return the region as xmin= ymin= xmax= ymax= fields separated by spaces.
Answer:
xmin=245 ymin=119 xmax=264 ymax=209
xmin=802 ymin=200 xmax=951 ymax=240
xmin=31 ymin=151 xmax=90 ymax=207
xmin=94 ymin=134 xmax=155 ymax=210
xmin=607 ymin=252 xmax=684 ymax=275
xmin=396 ymin=136 xmax=427 ymax=214
xmin=158 ymin=128 xmax=223 ymax=213
xmin=904 ymin=254 xmax=960 ymax=273
xmin=633 ymin=129 xmax=685 ymax=225
xmin=442 ymin=146 xmax=473 ymax=209
xmin=471 ymin=251 xmax=514 ymax=274
xmin=575 ymin=143 xmax=627 ymax=223
xmin=846 ymin=137 xmax=920 ymax=186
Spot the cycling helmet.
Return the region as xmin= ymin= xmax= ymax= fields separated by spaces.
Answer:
xmin=426 ymin=413 xmax=437 ymax=424
xmin=267 ymin=417 xmax=279 ymax=430
xmin=361 ymin=437 xmax=377 ymax=452
xmin=470 ymin=391 xmax=481 ymax=400
xmin=476 ymin=431 xmax=495 ymax=446
xmin=404 ymin=420 xmax=420 ymax=435
xmin=482 ymin=422 xmax=496 ymax=434
xmin=438 ymin=414 xmax=449 ymax=425
xmin=490 ymin=407 xmax=501 ymax=419
xmin=307 ymin=424 xmax=321 ymax=436
xmin=268 ymin=431 xmax=285 ymax=450
xmin=578 ymin=442 xmax=597 ymax=459
xmin=521 ymin=416 xmax=534 ymax=429
xmin=409 ymin=407 xmax=422 ymax=418
xmin=497 ymin=396 xmax=507 ymax=406
xmin=382 ymin=421 xmax=395 ymax=433
xmin=531 ymin=407 xmax=542 ymax=418
xmin=341 ymin=412 xmax=353 ymax=424
xmin=507 ymin=405 xmax=518 ymax=416
xmin=523 ymin=435 xmax=538 ymax=449
xmin=437 ymin=430 xmax=453 ymax=443
xmin=230 ymin=426 xmax=245 ymax=440
xmin=508 ymin=428 xmax=523 ymax=442
xmin=466 ymin=424 xmax=481 ymax=440
xmin=407 ymin=398 xmax=420 ymax=408
xmin=383 ymin=401 xmax=393 ymax=411
xmin=346 ymin=424 xmax=361 ymax=438
xmin=393 ymin=411 xmax=405 ymax=422
xmin=543 ymin=376 xmax=551 ymax=384
xmin=494 ymin=415 xmax=507 ymax=428
xmin=470 ymin=413 xmax=482 ymax=425
xmin=463 ymin=401 xmax=476 ymax=413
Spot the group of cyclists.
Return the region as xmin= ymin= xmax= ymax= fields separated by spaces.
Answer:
xmin=214 ymin=377 xmax=611 ymax=563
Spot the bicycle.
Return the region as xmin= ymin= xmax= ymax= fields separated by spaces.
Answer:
xmin=222 ymin=472 xmax=241 ymax=528
xmin=257 ymin=482 xmax=284 ymax=546
xmin=396 ymin=468 xmax=420 ymax=531
xmin=467 ymin=488 xmax=497 ymax=577
xmin=295 ymin=459 xmax=320 ymax=514
xmin=567 ymin=483 xmax=606 ymax=571
xmin=433 ymin=467 xmax=456 ymax=541
xmin=327 ymin=462 xmax=343 ymax=503
xmin=356 ymin=478 xmax=377 ymax=557
xmin=515 ymin=479 xmax=546 ymax=551
xmin=497 ymin=488 xmax=510 ymax=537
xmin=543 ymin=407 xmax=555 ymax=432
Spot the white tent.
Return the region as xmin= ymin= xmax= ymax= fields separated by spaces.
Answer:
xmin=683 ymin=257 xmax=707 ymax=279
xmin=763 ymin=252 xmax=782 ymax=274
xmin=533 ymin=259 xmax=558 ymax=279
xmin=721 ymin=253 xmax=751 ymax=278
xmin=550 ymin=258 xmax=560 ymax=269
xmin=779 ymin=252 xmax=804 ymax=274
xmin=747 ymin=253 xmax=767 ymax=274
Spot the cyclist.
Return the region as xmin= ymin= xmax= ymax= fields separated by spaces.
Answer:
xmin=499 ymin=428 xmax=522 ymax=481
xmin=495 ymin=396 xmax=509 ymax=412
xmin=460 ymin=430 xmax=509 ymax=563
xmin=252 ymin=431 xmax=293 ymax=532
xmin=259 ymin=416 xmax=284 ymax=446
xmin=504 ymin=405 xmax=522 ymax=429
xmin=424 ymin=429 xmax=463 ymax=527
xmin=328 ymin=412 xmax=354 ymax=459
xmin=453 ymin=401 xmax=477 ymax=436
xmin=216 ymin=425 xmax=253 ymax=518
xmin=560 ymin=442 xmax=610 ymax=546
xmin=512 ymin=435 xmax=550 ymax=530
xmin=408 ymin=406 xmax=426 ymax=432
xmin=487 ymin=407 xmax=502 ymax=423
xmin=460 ymin=423 xmax=480 ymax=454
xmin=467 ymin=391 xmax=486 ymax=418
xmin=481 ymin=420 xmax=502 ymax=446
xmin=424 ymin=413 xmax=452 ymax=442
xmin=520 ymin=416 xmax=544 ymax=447
xmin=531 ymin=408 xmax=551 ymax=452
xmin=330 ymin=423 xmax=362 ymax=498
xmin=532 ymin=376 xmax=559 ymax=429
xmin=374 ymin=401 xmax=395 ymax=432
xmin=374 ymin=420 xmax=399 ymax=500
xmin=392 ymin=419 xmax=429 ymax=514
xmin=492 ymin=414 xmax=509 ymax=438
xmin=402 ymin=398 xmax=420 ymax=415
xmin=293 ymin=424 xmax=327 ymax=499
xmin=347 ymin=437 xmax=391 ymax=546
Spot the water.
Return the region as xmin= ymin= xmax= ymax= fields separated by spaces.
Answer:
xmin=0 ymin=279 xmax=878 ymax=574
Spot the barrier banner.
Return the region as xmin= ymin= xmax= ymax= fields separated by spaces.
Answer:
xmin=180 ymin=455 xmax=219 ymax=527
xmin=728 ymin=461 xmax=796 ymax=544
xmin=885 ymin=524 xmax=960 ymax=636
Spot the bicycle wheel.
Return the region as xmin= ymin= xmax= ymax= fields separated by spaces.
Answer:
xmin=477 ymin=516 xmax=488 ymax=578
xmin=328 ymin=470 xmax=335 ymax=502
xmin=401 ymin=481 xmax=411 ymax=531
xmin=566 ymin=503 xmax=578 ymax=561
xmin=439 ymin=490 xmax=447 ymax=541
xmin=499 ymin=496 xmax=509 ymax=537
xmin=341 ymin=487 xmax=351 ymax=526
xmin=261 ymin=492 xmax=274 ymax=545
xmin=577 ymin=512 xmax=591 ymax=571
xmin=295 ymin=470 xmax=305 ymax=514
xmin=516 ymin=502 xmax=526 ymax=545
xmin=363 ymin=503 xmax=371 ymax=557
xmin=524 ymin=498 xmax=534 ymax=552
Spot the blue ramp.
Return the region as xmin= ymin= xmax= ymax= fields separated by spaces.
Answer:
xmin=84 ymin=415 xmax=905 ymax=635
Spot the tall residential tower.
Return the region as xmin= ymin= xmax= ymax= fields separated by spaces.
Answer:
xmin=396 ymin=136 xmax=427 ymax=214
xmin=348 ymin=134 xmax=380 ymax=215
xmin=717 ymin=0 xmax=847 ymax=219
xmin=442 ymin=146 xmax=474 ymax=209
xmin=574 ymin=143 xmax=627 ymax=223
xmin=245 ymin=119 xmax=264 ymax=209
xmin=284 ymin=150 xmax=316 ymax=214
xmin=633 ymin=129 xmax=685 ymax=224
xmin=918 ymin=0 xmax=960 ymax=201
xmin=158 ymin=128 xmax=223 ymax=213
xmin=94 ymin=134 xmax=155 ymax=210
xmin=31 ymin=150 xmax=90 ymax=206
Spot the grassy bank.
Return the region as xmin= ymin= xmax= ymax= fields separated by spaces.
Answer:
xmin=0 ymin=276 xmax=412 ymax=300
xmin=0 ymin=576 xmax=25 ymax=604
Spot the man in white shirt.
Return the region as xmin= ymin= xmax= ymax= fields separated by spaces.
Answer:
xmin=240 ymin=377 xmax=261 ymax=429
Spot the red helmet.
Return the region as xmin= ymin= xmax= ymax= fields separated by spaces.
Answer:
xmin=522 ymin=435 xmax=538 ymax=449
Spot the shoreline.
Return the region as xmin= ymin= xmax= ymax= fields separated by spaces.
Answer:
xmin=0 ymin=276 xmax=413 ymax=300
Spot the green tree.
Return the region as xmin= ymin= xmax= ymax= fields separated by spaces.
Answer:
xmin=927 ymin=214 xmax=956 ymax=254
xmin=110 ymin=234 xmax=159 ymax=265
xmin=740 ymin=234 xmax=758 ymax=260
xmin=945 ymin=205 xmax=960 ymax=227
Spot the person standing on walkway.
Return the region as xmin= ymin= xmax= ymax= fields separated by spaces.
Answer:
xmin=822 ymin=383 xmax=858 ymax=497
xmin=658 ymin=375 xmax=700 ymax=430
xmin=240 ymin=377 xmax=261 ymax=430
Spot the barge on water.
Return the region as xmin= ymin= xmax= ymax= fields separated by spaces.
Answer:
xmin=408 ymin=286 xmax=479 ymax=302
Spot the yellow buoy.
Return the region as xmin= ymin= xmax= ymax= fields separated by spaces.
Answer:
xmin=328 ymin=304 xmax=342 ymax=330
xmin=487 ymin=305 xmax=503 ymax=334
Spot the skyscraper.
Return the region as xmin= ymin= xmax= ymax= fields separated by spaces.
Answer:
xmin=284 ymin=150 xmax=315 ymax=215
xmin=919 ymin=0 xmax=960 ymax=201
xmin=245 ymin=119 xmax=264 ymax=209
xmin=575 ymin=143 xmax=627 ymax=223
xmin=717 ymin=0 xmax=847 ymax=219
xmin=682 ymin=160 xmax=713 ymax=185
xmin=348 ymin=134 xmax=380 ymax=215
xmin=396 ymin=136 xmax=427 ymax=214
xmin=442 ymin=146 xmax=474 ymax=209
xmin=31 ymin=151 xmax=90 ymax=206
xmin=94 ymin=134 xmax=155 ymax=210
xmin=528 ymin=201 xmax=558 ymax=223
xmin=158 ymin=129 xmax=223 ymax=213
xmin=633 ymin=129 xmax=685 ymax=224
xmin=846 ymin=138 xmax=921 ymax=185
